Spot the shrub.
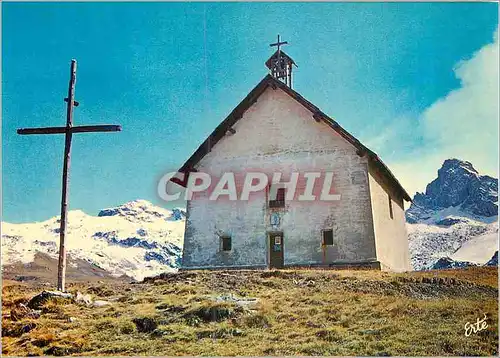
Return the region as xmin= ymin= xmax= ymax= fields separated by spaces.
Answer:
xmin=183 ymin=301 xmax=240 ymax=323
xmin=241 ymin=313 xmax=270 ymax=328
xmin=87 ymin=286 xmax=115 ymax=297
xmin=119 ymin=320 xmax=136 ymax=334
xmin=132 ymin=317 xmax=158 ymax=333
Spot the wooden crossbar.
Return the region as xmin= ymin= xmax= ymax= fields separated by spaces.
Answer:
xmin=17 ymin=125 xmax=122 ymax=135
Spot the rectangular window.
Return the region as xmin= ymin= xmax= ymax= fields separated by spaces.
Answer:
xmin=322 ymin=229 xmax=334 ymax=246
xmin=388 ymin=194 xmax=393 ymax=219
xmin=221 ymin=236 xmax=232 ymax=251
xmin=269 ymin=187 xmax=286 ymax=208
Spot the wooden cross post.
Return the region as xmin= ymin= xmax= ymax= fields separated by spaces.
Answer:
xmin=17 ymin=59 xmax=121 ymax=292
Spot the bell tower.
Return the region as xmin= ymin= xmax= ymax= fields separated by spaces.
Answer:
xmin=265 ymin=35 xmax=297 ymax=89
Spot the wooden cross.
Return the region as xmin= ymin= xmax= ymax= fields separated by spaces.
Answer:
xmin=17 ymin=59 xmax=121 ymax=292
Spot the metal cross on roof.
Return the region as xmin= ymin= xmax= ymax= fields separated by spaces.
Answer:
xmin=269 ymin=34 xmax=288 ymax=56
xmin=267 ymin=34 xmax=295 ymax=88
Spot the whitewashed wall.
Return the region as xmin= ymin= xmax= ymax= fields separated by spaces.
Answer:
xmin=182 ymin=87 xmax=379 ymax=268
xmin=368 ymin=162 xmax=411 ymax=271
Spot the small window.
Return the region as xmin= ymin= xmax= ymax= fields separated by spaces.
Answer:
xmin=388 ymin=194 xmax=393 ymax=219
xmin=221 ymin=236 xmax=232 ymax=251
xmin=269 ymin=188 xmax=285 ymax=208
xmin=322 ymin=230 xmax=334 ymax=246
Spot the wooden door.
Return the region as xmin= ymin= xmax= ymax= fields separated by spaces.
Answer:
xmin=269 ymin=232 xmax=284 ymax=268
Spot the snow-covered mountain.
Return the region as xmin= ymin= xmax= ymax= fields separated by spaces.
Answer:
xmin=406 ymin=159 xmax=498 ymax=223
xmin=1 ymin=200 xmax=186 ymax=281
xmin=406 ymin=159 xmax=498 ymax=270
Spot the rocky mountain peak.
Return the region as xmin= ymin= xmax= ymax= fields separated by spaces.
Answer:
xmin=440 ymin=159 xmax=478 ymax=175
xmin=406 ymin=159 xmax=498 ymax=223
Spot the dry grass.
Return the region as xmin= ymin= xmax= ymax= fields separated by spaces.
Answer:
xmin=2 ymin=267 xmax=498 ymax=356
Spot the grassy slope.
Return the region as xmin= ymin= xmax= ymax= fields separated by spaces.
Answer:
xmin=2 ymin=267 xmax=498 ymax=356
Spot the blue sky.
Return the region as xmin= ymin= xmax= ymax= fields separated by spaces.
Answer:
xmin=2 ymin=2 xmax=498 ymax=223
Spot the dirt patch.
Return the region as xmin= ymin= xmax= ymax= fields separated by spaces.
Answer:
xmin=342 ymin=277 xmax=498 ymax=299
xmin=141 ymin=269 xmax=497 ymax=300
xmin=142 ymin=271 xmax=198 ymax=284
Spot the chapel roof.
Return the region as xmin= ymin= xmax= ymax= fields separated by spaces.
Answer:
xmin=173 ymin=74 xmax=411 ymax=202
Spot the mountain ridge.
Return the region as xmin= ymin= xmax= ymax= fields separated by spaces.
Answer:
xmin=1 ymin=200 xmax=185 ymax=281
xmin=406 ymin=159 xmax=498 ymax=270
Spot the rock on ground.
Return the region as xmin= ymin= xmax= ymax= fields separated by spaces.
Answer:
xmin=27 ymin=290 xmax=73 ymax=309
